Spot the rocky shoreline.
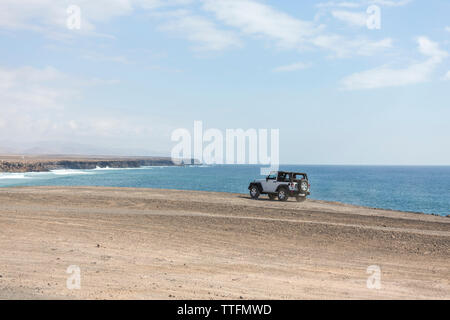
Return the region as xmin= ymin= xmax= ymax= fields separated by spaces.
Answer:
xmin=0 ymin=156 xmax=179 ymax=173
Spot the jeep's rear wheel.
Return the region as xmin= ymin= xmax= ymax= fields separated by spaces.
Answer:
xmin=268 ymin=194 xmax=276 ymax=201
xmin=277 ymin=188 xmax=289 ymax=201
xmin=249 ymin=185 xmax=260 ymax=199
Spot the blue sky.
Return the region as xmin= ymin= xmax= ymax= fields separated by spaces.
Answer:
xmin=0 ymin=0 xmax=449 ymax=164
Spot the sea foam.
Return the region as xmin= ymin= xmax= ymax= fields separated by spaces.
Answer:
xmin=0 ymin=173 xmax=27 ymax=179
xmin=50 ymin=169 xmax=92 ymax=175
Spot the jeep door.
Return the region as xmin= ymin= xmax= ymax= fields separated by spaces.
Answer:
xmin=262 ymin=173 xmax=278 ymax=193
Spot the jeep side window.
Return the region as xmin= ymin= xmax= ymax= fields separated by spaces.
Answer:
xmin=267 ymin=174 xmax=276 ymax=180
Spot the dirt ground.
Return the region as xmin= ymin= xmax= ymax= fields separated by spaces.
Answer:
xmin=0 ymin=186 xmax=448 ymax=299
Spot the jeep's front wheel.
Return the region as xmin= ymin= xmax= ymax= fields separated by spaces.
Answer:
xmin=277 ymin=188 xmax=289 ymax=201
xmin=249 ymin=185 xmax=260 ymax=199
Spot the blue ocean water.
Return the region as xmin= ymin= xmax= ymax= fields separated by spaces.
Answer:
xmin=0 ymin=165 xmax=448 ymax=216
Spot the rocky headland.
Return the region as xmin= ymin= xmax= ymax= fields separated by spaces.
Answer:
xmin=0 ymin=155 xmax=180 ymax=173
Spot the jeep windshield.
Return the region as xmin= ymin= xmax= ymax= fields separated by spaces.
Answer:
xmin=266 ymin=173 xmax=277 ymax=180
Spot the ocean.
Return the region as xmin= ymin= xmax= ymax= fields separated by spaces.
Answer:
xmin=0 ymin=165 xmax=448 ymax=216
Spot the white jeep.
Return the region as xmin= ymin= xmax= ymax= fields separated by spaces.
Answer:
xmin=248 ymin=171 xmax=310 ymax=202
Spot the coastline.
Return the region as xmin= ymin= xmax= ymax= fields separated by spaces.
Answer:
xmin=307 ymin=198 xmax=450 ymax=218
xmin=0 ymin=159 xmax=448 ymax=217
xmin=0 ymin=186 xmax=448 ymax=299
xmin=0 ymin=166 xmax=448 ymax=217
xmin=0 ymin=155 xmax=179 ymax=173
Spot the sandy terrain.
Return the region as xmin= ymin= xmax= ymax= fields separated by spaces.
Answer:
xmin=0 ymin=186 xmax=448 ymax=299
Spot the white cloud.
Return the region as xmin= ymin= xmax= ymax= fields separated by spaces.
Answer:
xmin=0 ymin=66 xmax=70 ymax=110
xmin=0 ymin=0 xmax=131 ymax=32
xmin=159 ymin=10 xmax=242 ymax=51
xmin=417 ymin=36 xmax=448 ymax=61
xmin=203 ymin=0 xmax=392 ymax=57
xmin=0 ymin=64 xmax=118 ymax=144
xmin=331 ymin=10 xmax=367 ymax=27
xmin=0 ymin=0 xmax=190 ymax=35
xmin=445 ymin=26 xmax=450 ymax=33
xmin=324 ymin=1 xmax=411 ymax=28
xmin=203 ymin=0 xmax=317 ymax=49
xmin=0 ymin=66 xmax=120 ymax=111
xmin=341 ymin=62 xmax=434 ymax=90
xmin=0 ymin=65 xmax=173 ymax=147
xmin=444 ymin=71 xmax=450 ymax=81
xmin=273 ymin=62 xmax=311 ymax=72
xmin=0 ymin=65 xmax=74 ymax=141
xmin=318 ymin=0 xmax=411 ymax=8
xmin=370 ymin=0 xmax=411 ymax=7
xmin=341 ymin=37 xmax=448 ymax=90
xmin=0 ymin=0 xmax=393 ymax=56
xmin=0 ymin=0 xmax=240 ymax=52
xmin=312 ymin=35 xmax=392 ymax=58
xmin=317 ymin=2 xmax=362 ymax=8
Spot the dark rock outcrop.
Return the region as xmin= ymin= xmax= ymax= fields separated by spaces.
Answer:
xmin=0 ymin=157 xmax=180 ymax=173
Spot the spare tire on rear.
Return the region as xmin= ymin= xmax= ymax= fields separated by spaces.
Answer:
xmin=299 ymin=179 xmax=309 ymax=194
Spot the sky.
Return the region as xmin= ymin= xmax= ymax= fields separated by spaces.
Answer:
xmin=0 ymin=0 xmax=449 ymax=165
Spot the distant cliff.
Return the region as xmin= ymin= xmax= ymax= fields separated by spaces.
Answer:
xmin=0 ymin=157 xmax=181 ymax=173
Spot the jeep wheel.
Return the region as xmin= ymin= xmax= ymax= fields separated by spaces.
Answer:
xmin=249 ymin=185 xmax=260 ymax=199
xmin=296 ymin=196 xmax=306 ymax=202
xmin=277 ymin=188 xmax=289 ymax=201
xmin=268 ymin=194 xmax=276 ymax=201
xmin=299 ymin=179 xmax=309 ymax=193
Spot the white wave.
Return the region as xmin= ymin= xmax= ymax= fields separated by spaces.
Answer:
xmin=152 ymin=165 xmax=178 ymax=168
xmin=0 ymin=173 xmax=27 ymax=179
xmin=94 ymin=166 xmax=113 ymax=170
xmin=94 ymin=166 xmax=146 ymax=170
xmin=25 ymin=171 xmax=54 ymax=176
xmin=50 ymin=169 xmax=92 ymax=175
